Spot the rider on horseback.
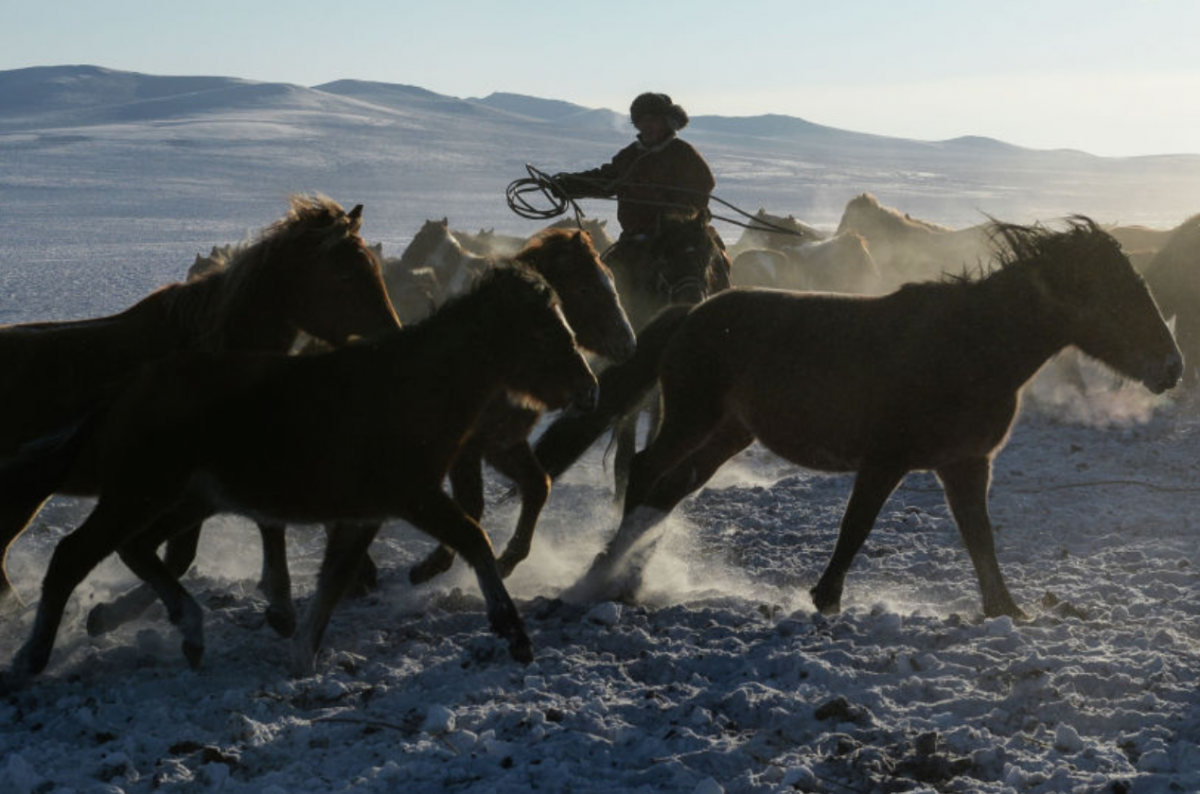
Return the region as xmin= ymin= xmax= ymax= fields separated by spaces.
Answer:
xmin=551 ymin=92 xmax=731 ymax=285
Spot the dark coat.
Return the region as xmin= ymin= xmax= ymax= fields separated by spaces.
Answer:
xmin=556 ymin=135 xmax=715 ymax=236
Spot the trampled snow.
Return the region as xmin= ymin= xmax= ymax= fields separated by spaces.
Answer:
xmin=1 ymin=66 xmax=1199 ymax=793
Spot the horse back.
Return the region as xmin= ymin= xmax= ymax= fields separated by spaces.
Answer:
xmin=0 ymin=299 xmax=183 ymax=456
xmin=662 ymin=287 xmax=1020 ymax=471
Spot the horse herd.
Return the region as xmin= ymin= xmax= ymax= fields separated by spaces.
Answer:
xmin=0 ymin=191 xmax=1193 ymax=688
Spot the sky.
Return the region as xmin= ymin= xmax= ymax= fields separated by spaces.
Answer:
xmin=2 ymin=0 xmax=1199 ymax=157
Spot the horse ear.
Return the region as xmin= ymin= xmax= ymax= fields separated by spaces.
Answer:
xmin=348 ymin=204 xmax=363 ymax=221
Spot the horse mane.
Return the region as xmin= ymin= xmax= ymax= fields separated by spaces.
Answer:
xmin=160 ymin=194 xmax=365 ymax=348
xmin=894 ymin=217 xmax=1116 ymax=299
xmin=520 ymin=226 xmax=589 ymax=256
xmin=987 ymin=216 xmax=1114 ymax=271
xmin=394 ymin=260 xmax=558 ymax=348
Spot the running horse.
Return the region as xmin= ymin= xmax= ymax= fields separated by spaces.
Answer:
xmin=0 ymin=264 xmax=598 ymax=686
xmin=537 ymin=218 xmax=1182 ymax=616
xmin=86 ymin=228 xmax=634 ymax=638
xmin=0 ymin=195 xmax=400 ymax=611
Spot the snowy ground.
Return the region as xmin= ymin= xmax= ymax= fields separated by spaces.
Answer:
xmin=2 ymin=383 xmax=1200 ymax=794
xmin=3 ymin=65 xmax=1200 ymax=794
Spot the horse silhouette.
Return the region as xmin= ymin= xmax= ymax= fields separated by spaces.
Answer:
xmin=0 ymin=263 xmax=598 ymax=686
xmin=535 ymin=219 xmax=1182 ymax=616
xmin=0 ymin=195 xmax=400 ymax=610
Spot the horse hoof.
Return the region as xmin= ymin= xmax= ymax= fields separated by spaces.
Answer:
xmin=508 ymin=635 xmax=534 ymax=665
xmin=985 ymin=601 xmax=1029 ymax=621
xmin=289 ymin=649 xmax=318 ymax=679
xmin=809 ymin=585 xmax=842 ymax=615
xmin=87 ymin=604 xmax=118 ymax=637
xmin=181 ymin=640 xmax=205 ymax=670
xmin=265 ymin=605 xmax=297 ymax=638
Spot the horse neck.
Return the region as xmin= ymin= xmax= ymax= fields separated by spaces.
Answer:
xmin=166 ymin=256 xmax=298 ymax=352
xmin=959 ymin=266 xmax=1072 ymax=389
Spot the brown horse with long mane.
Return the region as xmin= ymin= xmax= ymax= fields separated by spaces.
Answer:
xmin=0 ymin=195 xmax=400 ymax=610
xmin=84 ymin=228 xmax=634 ymax=641
xmin=536 ymin=218 xmax=1182 ymax=616
xmin=0 ymin=263 xmax=597 ymax=686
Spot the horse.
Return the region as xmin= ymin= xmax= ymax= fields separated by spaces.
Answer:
xmin=404 ymin=228 xmax=635 ymax=587
xmin=534 ymin=218 xmax=1182 ymax=617
xmin=1105 ymin=222 xmax=1178 ymax=256
xmin=0 ymin=264 xmax=598 ymax=687
xmin=391 ymin=218 xmax=490 ymax=302
xmin=85 ymin=228 xmax=634 ymax=641
xmin=836 ymin=193 xmax=991 ymax=289
xmin=452 ymin=227 xmax=527 ymax=260
xmin=1143 ymin=214 xmax=1200 ymax=392
xmin=546 ymin=217 xmax=617 ymax=255
xmin=600 ymin=210 xmax=731 ymax=499
xmin=731 ymin=231 xmax=884 ymax=295
xmin=0 ymin=195 xmax=400 ymax=611
xmin=728 ymin=208 xmax=826 ymax=258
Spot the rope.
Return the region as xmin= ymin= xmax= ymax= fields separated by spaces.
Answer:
xmin=505 ymin=163 xmax=812 ymax=240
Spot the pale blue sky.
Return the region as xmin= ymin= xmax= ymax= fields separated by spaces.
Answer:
xmin=3 ymin=0 xmax=1199 ymax=156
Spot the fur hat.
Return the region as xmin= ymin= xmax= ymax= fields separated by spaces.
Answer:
xmin=630 ymin=92 xmax=689 ymax=131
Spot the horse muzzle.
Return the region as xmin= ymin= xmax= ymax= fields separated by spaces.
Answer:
xmin=1144 ymin=350 xmax=1184 ymax=394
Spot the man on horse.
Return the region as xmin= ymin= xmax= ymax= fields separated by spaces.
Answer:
xmin=551 ymin=92 xmax=731 ymax=288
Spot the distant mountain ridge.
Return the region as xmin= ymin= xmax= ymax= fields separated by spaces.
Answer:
xmin=0 ymin=64 xmax=1042 ymax=155
xmin=3 ymin=64 xmax=1199 ymax=233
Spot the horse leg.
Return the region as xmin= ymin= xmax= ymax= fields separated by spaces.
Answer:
xmin=2 ymin=496 xmax=156 ymax=686
xmin=406 ymin=489 xmax=531 ymax=664
xmin=322 ymin=522 xmax=378 ymax=599
xmin=86 ymin=522 xmax=202 ymax=636
xmin=112 ymin=528 xmax=207 ymax=668
xmin=810 ymin=465 xmax=907 ymax=614
xmin=257 ymin=522 xmax=297 ymax=637
xmin=292 ymin=523 xmax=381 ymax=676
xmin=937 ymin=458 xmax=1026 ymax=619
xmin=410 ymin=450 xmax=484 ymax=585
xmin=0 ymin=495 xmax=51 ymax=615
xmin=572 ymin=411 xmax=752 ymax=603
xmin=488 ymin=441 xmax=551 ymax=578
xmin=612 ymin=410 xmax=640 ymax=503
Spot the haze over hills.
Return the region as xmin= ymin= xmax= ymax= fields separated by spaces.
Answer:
xmin=2 ymin=63 xmax=1199 ymax=321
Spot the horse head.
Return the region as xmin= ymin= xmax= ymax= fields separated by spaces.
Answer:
xmin=518 ymin=229 xmax=636 ymax=363
xmin=280 ymin=197 xmax=400 ymax=345
xmin=488 ymin=266 xmax=599 ymax=413
xmin=643 ymin=211 xmax=728 ymax=305
xmin=1001 ymin=218 xmax=1183 ymax=394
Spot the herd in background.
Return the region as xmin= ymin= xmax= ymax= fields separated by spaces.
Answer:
xmin=312 ymin=192 xmax=1200 ymax=397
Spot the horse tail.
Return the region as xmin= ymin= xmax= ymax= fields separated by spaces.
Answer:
xmin=535 ymin=303 xmax=692 ymax=480
xmin=0 ymin=405 xmax=105 ymax=514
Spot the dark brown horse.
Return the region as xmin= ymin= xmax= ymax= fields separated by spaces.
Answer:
xmin=84 ymin=228 xmax=633 ymax=641
xmin=0 ymin=264 xmax=597 ymax=686
xmin=601 ymin=210 xmax=731 ymax=498
xmin=0 ymin=195 xmax=400 ymax=610
xmin=537 ymin=219 xmax=1182 ymax=616
xmin=405 ymin=228 xmax=635 ymax=586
